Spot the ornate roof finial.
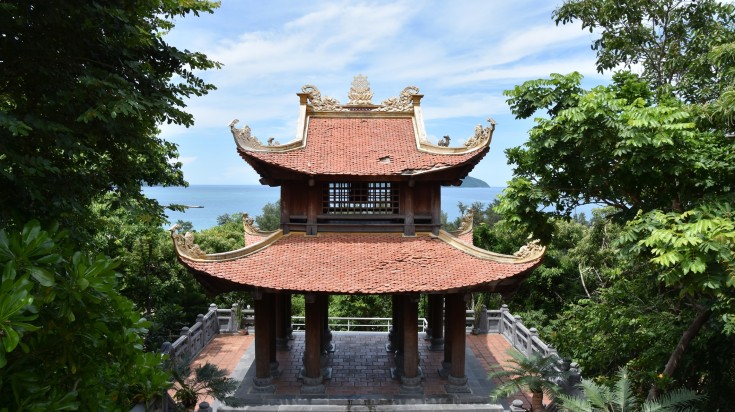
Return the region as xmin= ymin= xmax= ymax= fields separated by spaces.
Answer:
xmin=376 ymin=86 xmax=420 ymax=112
xmin=347 ymin=74 xmax=374 ymax=105
xmin=301 ymin=85 xmax=348 ymax=112
xmin=464 ymin=117 xmax=496 ymax=149
xmin=514 ymin=239 xmax=544 ymax=259
xmin=169 ymin=225 xmax=207 ymax=259
xmin=229 ymin=119 xmax=264 ymax=149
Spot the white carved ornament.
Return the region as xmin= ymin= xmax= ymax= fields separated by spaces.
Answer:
xmin=375 ymin=86 xmax=420 ymax=112
xmin=457 ymin=210 xmax=474 ymax=231
xmin=464 ymin=117 xmax=496 ymax=149
xmin=170 ymin=225 xmax=207 ymax=259
xmin=301 ymin=85 xmax=349 ymax=112
xmin=229 ymin=119 xmax=264 ymax=149
xmin=513 ymin=239 xmax=544 ymax=259
xmin=347 ymin=74 xmax=374 ymax=105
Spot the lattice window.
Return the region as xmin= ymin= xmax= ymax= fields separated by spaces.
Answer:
xmin=322 ymin=182 xmax=399 ymax=214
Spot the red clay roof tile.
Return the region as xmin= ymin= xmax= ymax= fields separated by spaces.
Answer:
xmin=179 ymin=232 xmax=539 ymax=294
xmin=241 ymin=118 xmax=486 ymax=176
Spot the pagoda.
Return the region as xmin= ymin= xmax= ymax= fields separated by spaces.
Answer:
xmin=171 ymin=76 xmax=544 ymax=395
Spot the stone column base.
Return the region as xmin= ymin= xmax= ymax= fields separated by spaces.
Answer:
xmin=438 ymin=361 xmax=451 ymax=378
xmin=300 ymin=373 xmax=326 ymax=394
xmin=269 ymin=361 xmax=281 ymax=377
xmin=444 ymin=374 xmax=471 ymax=393
xmin=400 ymin=375 xmax=424 ymax=394
xmin=252 ymin=376 xmax=276 ymax=393
xmin=424 ymin=327 xmax=433 ymax=341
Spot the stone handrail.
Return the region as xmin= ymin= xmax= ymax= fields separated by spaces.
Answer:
xmin=162 ymin=304 xmax=225 ymax=366
xmin=468 ymin=304 xmax=583 ymax=397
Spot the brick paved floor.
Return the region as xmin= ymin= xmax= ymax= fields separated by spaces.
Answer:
xmin=190 ymin=332 xmax=536 ymax=409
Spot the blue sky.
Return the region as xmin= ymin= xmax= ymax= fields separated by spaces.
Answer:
xmin=162 ymin=0 xmax=609 ymax=187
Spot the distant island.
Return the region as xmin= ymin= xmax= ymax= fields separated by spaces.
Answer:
xmin=460 ymin=176 xmax=490 ymax=187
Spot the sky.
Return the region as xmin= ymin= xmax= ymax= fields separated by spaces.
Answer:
xmin=162 ymin=0 xmax=610 ymax=187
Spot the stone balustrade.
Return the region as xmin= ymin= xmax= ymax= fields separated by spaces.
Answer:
xmin=468 ymin=304 xmax=583 ymax=397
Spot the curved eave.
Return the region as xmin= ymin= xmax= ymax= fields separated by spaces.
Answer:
xmin=171 ymin=230 xmax=545 ymax=295
xmin=435 ymin=230 xmax=545 ymax=264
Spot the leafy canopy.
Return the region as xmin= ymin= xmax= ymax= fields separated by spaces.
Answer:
xmin=0 ymin=0 xmax=221 ymax=237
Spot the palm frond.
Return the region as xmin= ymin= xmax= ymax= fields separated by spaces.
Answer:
xmin=642 ymin=388 xmax=703 ymax=412
xmin=612 ymin=367 xmax=638 ymax=411
xmin=557 ymin=393 xmax=595 ymax=412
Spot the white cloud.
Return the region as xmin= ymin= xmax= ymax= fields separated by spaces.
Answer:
xmin=161 ymin=0 xmax=606 ymax=185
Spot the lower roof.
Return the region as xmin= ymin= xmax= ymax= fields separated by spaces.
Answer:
xmin=174 ymin=231 xmax=543 ymax=295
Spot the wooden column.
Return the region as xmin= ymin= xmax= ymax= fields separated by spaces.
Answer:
xmin=301 ymin=294 xmax=325 ymax=394
xmin=252 ymin=291 xmax=275 ymax=392
xmin=386 ymin=294 xmax=400 ymax=352
xmin=445 ymin=293 xmax=471 ymax=393
xmin=430 ymin=185 xmax=441 ymax=235
xmin=269 ymin=300 xmax=280 ymax=375
xmin=439 ymin=293 xmax=452 ymax=378
xmin=428 ymin=294 xmax=444 ymax=351
xmin=390 ymin=295 xmax=406 ymax=379
xmin=400 ymin=294 xmax=422 ymax=394
xmin=321 ymin=294 xmax=334 ymax=352
xmin=285 ymin=294 xmax=294 ymax=340
xmin=276 ymin=293 xmax=290 ymax=350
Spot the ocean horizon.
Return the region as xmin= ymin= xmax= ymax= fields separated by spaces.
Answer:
xmin=143 ymin=185 xmax=506 ymax=230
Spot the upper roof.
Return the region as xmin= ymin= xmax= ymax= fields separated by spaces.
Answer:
xmin=171 ymin=229 xmax=544 ymax=295
xmin=229 ymin=76 xmax=495 ymax=180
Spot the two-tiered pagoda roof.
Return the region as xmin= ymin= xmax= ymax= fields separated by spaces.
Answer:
xmin=172 ymin=77 xmax=543 ymax=296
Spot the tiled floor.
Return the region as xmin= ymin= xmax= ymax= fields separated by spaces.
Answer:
xmin=272 ymin=332 xmax=446 ymax=397
xmin=190 ymin=332 xmax=535 ymax=408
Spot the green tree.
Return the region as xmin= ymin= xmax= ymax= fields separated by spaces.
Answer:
xmin=0 ymin=221 xmax=170 ymax=409
xmin=256 ymin=200 xmax=281 ymax=231
xmin=553 ymin=0 xmax=735 ymax=102
xmin=500 ymin=1 xmax=735 ymax=403
xmin=0 ymin=0 xmax=221 ymax=239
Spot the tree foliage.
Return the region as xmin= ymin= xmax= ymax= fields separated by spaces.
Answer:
xmin=558 ymin=367 xmax=702 ymax=412
xmin=554 ymin=0 xmax=735 ymax=102
xmin=0 ymin=0 xmax=221 ymax=238
xmin=0 ymin=221 xmax=171 ymax=409
xmin=498 ymin=0 xmax=735 ymax=406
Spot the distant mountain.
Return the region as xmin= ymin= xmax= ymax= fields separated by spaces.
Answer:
xmin=460 ymin=176 xmax=490 ymax=188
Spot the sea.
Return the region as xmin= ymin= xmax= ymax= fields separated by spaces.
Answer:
xmin=143 ymin=185 xmax=505 ymax=231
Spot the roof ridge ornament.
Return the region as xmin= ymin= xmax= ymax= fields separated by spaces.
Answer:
xmin=347 ymin=74 xmax=374 ymax=105
xmin=376 ymin=86 xmax=420 ymax=112
xmin=465 ymin=118 xmax=496 ymax=149
xmin=170 ymin=225 xmax=207 ymax=259
xmin=301 ymin=85 xmax=348 ymax=112
xmin=229 ymin=119 xmax=264 ymax=149
xmin=513 ymin=239 xmax=544 ymax=259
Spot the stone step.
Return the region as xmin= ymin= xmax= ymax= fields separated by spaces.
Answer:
xmin=219 ymin=403 xmax=504 ymax=411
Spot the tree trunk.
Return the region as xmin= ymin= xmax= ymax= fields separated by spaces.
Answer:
xmin=531 ymin=391 xmax=545 ymax=412
xmin=647 ymin=307 xmax=711 ymax=400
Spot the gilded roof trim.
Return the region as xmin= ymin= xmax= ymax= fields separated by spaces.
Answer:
xmin=434 ymin=230 xmax=545 ymax=264
xmin=171 ymin=226 xmax=284 ymax=262
xmin=230 ymin=80 xmax=494 ymax=159
xmin=172 ymin=226 xmax=544 ymax=266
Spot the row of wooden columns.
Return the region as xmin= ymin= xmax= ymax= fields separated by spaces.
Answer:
xmin=251 ymin=291 xmax=471 ymax=394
